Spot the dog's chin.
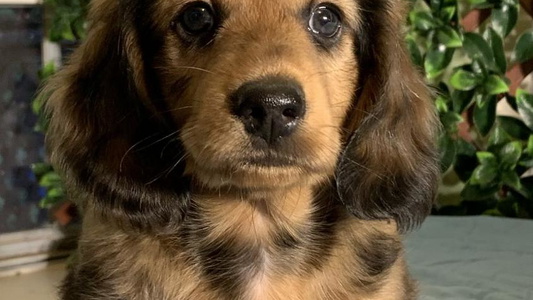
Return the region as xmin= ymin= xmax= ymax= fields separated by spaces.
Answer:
xmin=190 ymin=159 xmax=330 ymax=191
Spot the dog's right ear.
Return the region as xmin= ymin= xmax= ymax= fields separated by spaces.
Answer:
xmin=42 ymin=0 xmax=190 ymax=231
xmin=334 ymin=0 xmax=439 ymax=233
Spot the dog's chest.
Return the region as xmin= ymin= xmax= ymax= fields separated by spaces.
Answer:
xmin=178 ymin=201 xmax=321 ymax=299
xmin=246 ymin=248 xmax=272 ymax=299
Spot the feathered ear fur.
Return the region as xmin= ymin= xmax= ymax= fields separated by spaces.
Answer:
xmin=42 ymin=0 xmax=190 ymax=231
xmin=336 ymin=0 xmax=440 ymax=232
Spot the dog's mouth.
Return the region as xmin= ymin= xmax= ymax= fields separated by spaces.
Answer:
xmin=244 ymin=154 xmax=297 ymax=167
xmin=187 ymin=149 xmax=326 ymax=189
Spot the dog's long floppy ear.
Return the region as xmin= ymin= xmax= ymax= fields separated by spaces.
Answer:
xmin=42 ymin=0 xmax=190 ymax=231
xmin=336 ymin=0 xmax=439 ymax=232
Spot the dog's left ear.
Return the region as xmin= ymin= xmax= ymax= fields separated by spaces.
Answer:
xmin=41 ymin=0 xmax=191 ymax=232
xmin=336 ymin=0 xmax=440 ymax=232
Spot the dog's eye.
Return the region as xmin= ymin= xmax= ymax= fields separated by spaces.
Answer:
xmin=179 ymin=3 xmax=215 ymax=35
xmin=308 ymin=5 xmax=342 ymax=38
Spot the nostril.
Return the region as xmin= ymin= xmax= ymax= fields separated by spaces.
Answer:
xmin=239 ymin=104 xmax=265 ymax=121
xmin=250 ymin=106 xmax=265 ymax=121
xmin=282 ymin=107 xmax=298 ymax=120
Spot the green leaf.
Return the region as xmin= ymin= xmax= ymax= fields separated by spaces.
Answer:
xmin=506 ymin=95 xmax=518 ymax=111
xmin=409 ymin=11 xmax=438 ymax=31
xmin=516 ymin=89 xmax=533 ymax=130
xmin=498 ymin=116 xmax=532 ymax=140
xmin=501 ymin=170 xmax=522 ymax=191
xmin=484 ymin=28 xmax=507 ymax=73
xmin=470 ymin=164 xmax=498 ymax=185
xmin=31 ymin=163 xmax=53 ymax=176
xmin=40 ymin=192 xmax=65 ymax=208
xmin=474 ymin=94 xmax=497 ymax=136
xmin=32 ymin=94 xmax=43 ymax=115
xmin=73 ymin=17 xmax=87 ymax=40
xmin=39 ymin=172 xmax=62 ymax=188
xmin=435 ymin=95 xmax=449 ymax=113
xmin=491 ymin=4 xmax=518 ymax=38
xmin=483 ymin=75 xmax=509 ymax=95
xmin=440 ymin=111 xmax=463 ymax=133
xmin=470 ymin=151 xmax=499 ymax=186
xmin=476 ymin=152 xmax=498 ymax=166
xmin=437 ymin=26 xmax=462 ymax=48
xmin=439 ymin=135 xmax=456 ymax=172
xmin=47 ymin=187 xmax=65 ymax=199
xmin=425 ymin=46 xmax=454 ymax=79
xmin=488 ymin=125 xmax=513 ymax=149
xmin=461 ymin=182 xmax=499 ymax=200
xmin=502 ymin=0 xmax=519 ymax=5
xmin=439 ymin=6 xmax=456 ymax=23
xmin=450 ymin=69 xmax=480 ymax=91
xmin=452 ymin=90 xmax=475 ymax=113
xmin=512 ymin=30 xmax=533 ymax=64
xmin=527 ymin=134 xmax=533 ymax=157
xmin=520 ymin=158 xmax=533 ymax=168
xmin=38 ymin=62 xmax=56 ymax=80
xmin=499 ymin=141 xmax=523 ymax=169
xmin=471 ymin=60 xmax=489 ymax=77
xmin=466 ymin=0 xmax=492 ymax=7
xmin=463 ymin=33 xmax=497 ymax=71
xmin=406 ymin=37 xmax=423 ymax=68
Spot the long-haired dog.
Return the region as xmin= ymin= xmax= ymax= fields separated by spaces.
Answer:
xmin=42 ymin=0 xmax=439 ymax=298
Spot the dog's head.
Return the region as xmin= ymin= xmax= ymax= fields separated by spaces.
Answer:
xmin=44 ymin=0 xmax=439 ymax=232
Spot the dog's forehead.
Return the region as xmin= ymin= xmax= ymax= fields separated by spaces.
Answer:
xmin=152 ymin=0 xmax=360 ymax=26
xmin=214 ymin=0 xmax=357 ymax=11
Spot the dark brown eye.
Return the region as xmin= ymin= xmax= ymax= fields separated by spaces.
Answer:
xmin=308 ymin=4 xmax=342 ymax=38
xmin=179 ymin=3 xmax=215 ymax=35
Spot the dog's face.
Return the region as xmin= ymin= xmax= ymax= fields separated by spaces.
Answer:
xmin=44 ymin=0 xmax=439 ymax=232
xmin=150 ymin=0 xmax=359 ymax=189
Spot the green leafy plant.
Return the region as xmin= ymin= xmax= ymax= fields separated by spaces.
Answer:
xmin=32 ymin=0 xmax=89 ymax=213
xmin=408 ymin=0 xmax=533 ymax=217
xmin=33 ymin=0 xmax=533 ymax=218
xmin=32 ymin=63 xmax=66 ymax=209
xmin=45 ymin=0 xmax=89 ymax=42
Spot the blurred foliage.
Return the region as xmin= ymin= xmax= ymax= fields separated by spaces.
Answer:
xmin=32 ymin=62 xmax=65 ymax=209
xmin=45 ymin=0 xmax=88 ymax=42
xmin=408 ymin=0 xmax=533 ymax=218
xmin=33 ymin=0 xmax=533 ymax=217
xmin=32 ymin=0 xmax=89 ymax=210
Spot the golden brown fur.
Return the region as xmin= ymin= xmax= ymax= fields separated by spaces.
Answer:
xmin=41 ymin=0 xmax=439 ymax=299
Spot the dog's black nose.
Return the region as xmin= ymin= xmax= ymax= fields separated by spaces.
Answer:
xmin=232 ymin=78 xmax=306 ymax=144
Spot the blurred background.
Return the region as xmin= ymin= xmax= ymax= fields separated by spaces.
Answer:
xmin=0 ymin=0 xmax=532 ymax=299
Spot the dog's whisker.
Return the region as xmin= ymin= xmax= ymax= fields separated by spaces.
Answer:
xmin=160 ymin=138 xmax=180 ymax=159
xmin=158 ymin=106 xmax=195 ymax=114
xmin=164 ymin=152 xmax=190 ymax=177
xmin=146 ymin=151 xmax=190 ymax=185
xmin=119 ymin=133 xmax=160 ymax=172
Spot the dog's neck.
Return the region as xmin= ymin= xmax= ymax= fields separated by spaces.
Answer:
xmin=176 ymin=183 xmax=340 ymax=298
xmin=174 ymin=182 xmax=341 ymax=296
xmin=189 ymin=184 xmax=319 ymax=246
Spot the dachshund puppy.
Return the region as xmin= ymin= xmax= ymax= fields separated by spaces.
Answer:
xmin=42 ymin=0 xmax=439 ymax=299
